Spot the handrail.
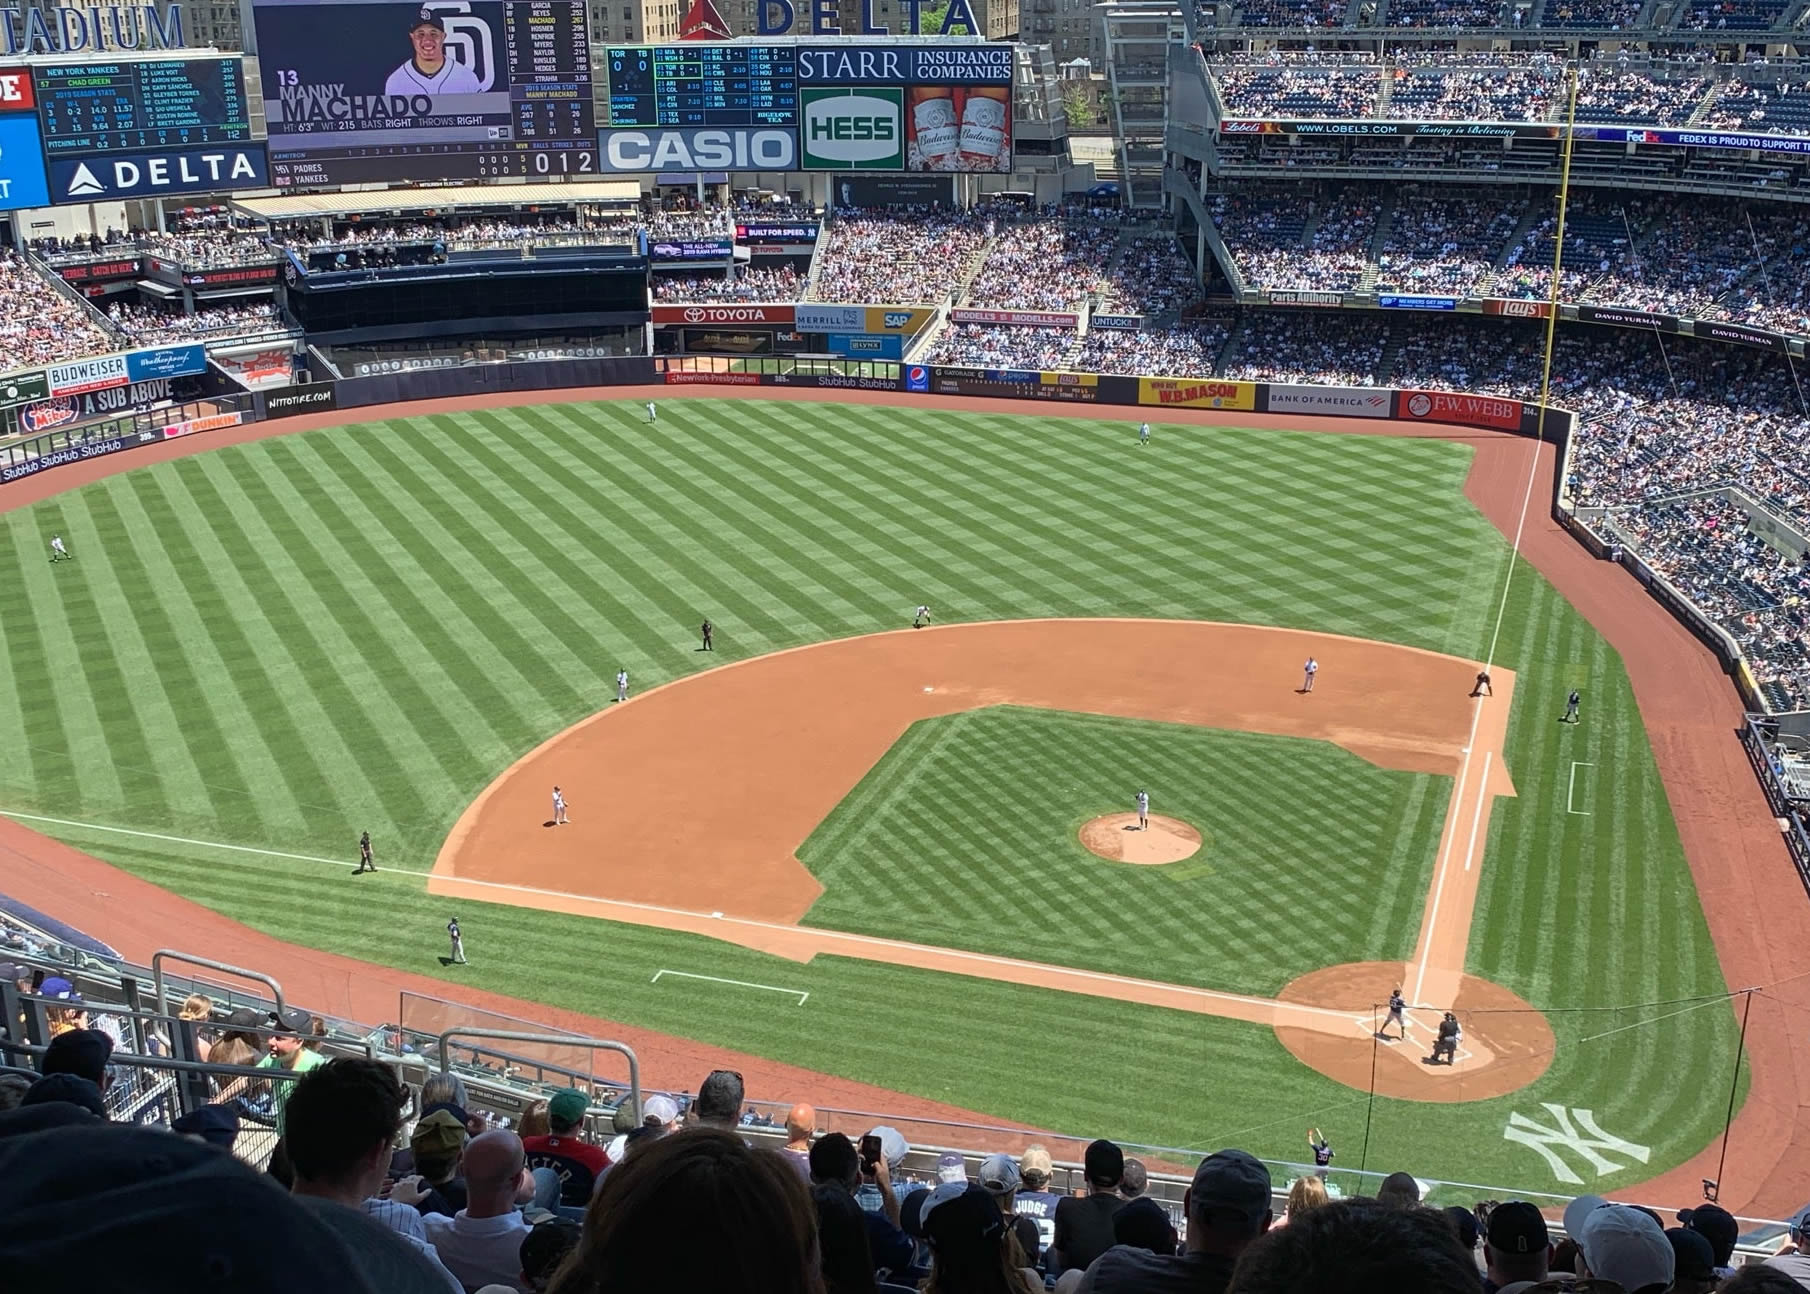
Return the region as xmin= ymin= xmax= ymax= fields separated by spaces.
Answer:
xmin=151 ymin=950 xmax=286 ymax=1021
xmin=435 ymin=1028 xmax=639 ymax=1117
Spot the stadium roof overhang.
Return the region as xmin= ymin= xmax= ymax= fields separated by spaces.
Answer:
xmin=228 ymin=182 xmax=643 ymax=222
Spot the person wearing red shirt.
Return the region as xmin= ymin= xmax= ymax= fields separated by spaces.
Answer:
xmin=522 ymin=1088 xmax=608 ymax=1209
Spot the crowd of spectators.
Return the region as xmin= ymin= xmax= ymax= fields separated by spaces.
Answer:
xmin=1100 ymin=234 xmax=1209 ymax=318
xmin=1229 ymin=0 xmax=1351 ymax=26
xmin=812 ymin=208 xmax=991 ymax=304
xmin=922 ymin=323 xmax=1077 ymax=370
xmin=9 ymin=1023 xmax=1810 ymax=1294
xmin=1542 ymin=0 xmax=1649 ymax=26
xmin=651 ymin=264 xmax=803 ymax=303
xmin=1382 ymin=56 xmax=1563 ymax=120
xmin=1211 ymin=54 xmax=1383 ymax=118
xmin=1214 ymin=186 xmax=1377 ymax=293
xmin=107 ymin=301 xmax=290 ymax=341
xmin=1376 ymin=193 xmax=1523 ymax=295
xmin=1699 ymin=79 xmax=1810 ymax=132
xmin=643 ymin=207 xmax=734 ymax=240
xmin=0 ymin=251 xmax=118 ymax=375
xmin=1382 ymin=0 xmax=1503 ymax=27
xmin=963 ymin=215 xmax=1121 ymax=313
xmin=136 ymin=228 xmax=277 ymax=267
xmin=1572 ymin=65 xmax=1715 ymax=124
xmin=1224 ymin=309 xmax=1388 ymax=384
xmin=1072 ymin=321 xmax=1233 ymax=376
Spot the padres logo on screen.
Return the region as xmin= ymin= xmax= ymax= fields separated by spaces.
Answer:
xmin=387 ymin=6 xmax=493 ymax=96
xmin=800 ymin=88 xmax=904 ymax=171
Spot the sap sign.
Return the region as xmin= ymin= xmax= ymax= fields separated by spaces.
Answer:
xmin=800 ymin=89 xmax=903 ymax=170
xmin=50 ymin=145 xmax=268 ymax=203
xmin=599 ymin=128 xmax=796 ymax=174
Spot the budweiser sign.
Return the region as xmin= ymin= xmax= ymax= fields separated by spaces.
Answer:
xmin=651 ymin=304 xmax=796 ymax=326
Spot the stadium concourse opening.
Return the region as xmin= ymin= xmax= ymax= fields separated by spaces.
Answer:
xmin=434 ymin=616 xmax=1545 ymax=1102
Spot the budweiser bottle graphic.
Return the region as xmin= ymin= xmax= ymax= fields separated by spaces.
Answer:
xmin=909 ymin=87 xmax=960 ymax=168
xmin=958 ymin=87 xmax=1009 ymax=169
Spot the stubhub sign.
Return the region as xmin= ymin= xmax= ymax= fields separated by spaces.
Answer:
xmin=598 ymin=128 xmax=796 ymax=174
xmin=50 ymin=145 xmax=269 ymax=204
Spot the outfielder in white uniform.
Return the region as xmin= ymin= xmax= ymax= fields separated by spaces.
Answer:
xmin=616 ymin=669 xmax=629 ymax=703
xmin=1302 ymin=657 xmax=1318 ymax=693
xmin=913 ymin=605 xmax=931 ymax=629
xmin=552 ymin=785 xmax=569 ymax=825
xmin=646 ymin=401 xmax=657 ymax=423
xmin=1138 ymin=422 xmax=1150 ymax=446
xmin=49 ymin=535 xmax=69 ymax=562
xmin=385 ymin=10 xmax=483 ymax=98
xmin=1135 ymin=788 xmax=1150 ymax=830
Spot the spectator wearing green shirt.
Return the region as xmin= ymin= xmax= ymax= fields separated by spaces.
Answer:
xmin=258 ymin=1004 xmax=328 ymax=1186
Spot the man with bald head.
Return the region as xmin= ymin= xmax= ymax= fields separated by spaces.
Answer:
xmin=422 ymin=1129 xmax=534 ymax=1290
xmin=782 ymin=1103 xmax=815 ymax=1180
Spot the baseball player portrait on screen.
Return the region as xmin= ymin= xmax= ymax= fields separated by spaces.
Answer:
xmin=387 ymin=7 xmax=485 ymax=96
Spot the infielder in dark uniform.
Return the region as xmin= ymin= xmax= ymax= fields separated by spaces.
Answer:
xmin=1381 ymin=987 xmax=1408 ymax=1040
xmin=700 ymin=619 xmax=713 ymax=651
xmin=447 ymin=917 xmax=467 ymax=964
xmin=1563 ymin=689 xmax=1581 ymax=723
xmin=355 ymin=830 xmax=376 ymax=874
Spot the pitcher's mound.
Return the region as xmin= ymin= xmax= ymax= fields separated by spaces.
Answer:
xmin=1080 ymin=813 xmax=1202 ymax=864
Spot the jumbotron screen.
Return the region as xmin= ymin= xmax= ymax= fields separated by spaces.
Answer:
xmin=252 ymin=0 xmax=595 ymax=185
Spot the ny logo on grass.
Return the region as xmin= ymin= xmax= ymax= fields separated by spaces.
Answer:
xmin=1502 ymin=1104 xmax=1651 ymax=1185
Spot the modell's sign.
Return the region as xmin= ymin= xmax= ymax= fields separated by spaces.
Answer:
xmin=949 ymin=308 xmax=1079 ymax=328
xmin=651 ymin=304 xmax=796 ymax=326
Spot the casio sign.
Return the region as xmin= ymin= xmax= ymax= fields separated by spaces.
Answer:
xmin=599 ymin=128 xmax=796 ymax=173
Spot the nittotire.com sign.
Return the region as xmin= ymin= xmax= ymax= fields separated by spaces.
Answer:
xmin=800 ymin=88 xmax=904 ymax=171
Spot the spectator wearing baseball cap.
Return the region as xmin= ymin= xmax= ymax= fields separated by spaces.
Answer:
xmin=1666 ymin=1226 xmax=1718 ymax=1294
xmin=922 ymin=1184 xmax=1040 ymax=1294
xmin=22 ymin=1072 xmax=107 ymax=1119
xmin=1113 ymin=1196 xmax=1180 ymax=1257
xmin=256 ymin=1004 xmax=327 ymax=1185
xmin=523 ymin=1088 xmax=605 ymax=1208
xmin=856 ymin=1125 xmax=909 ymax=1218
xmin=1482 ymin=1199 xmax=1551 ymax=1293
xmin=173 ymin=1103 xmax=241 ymax=1150
xmin=1573 ymin=1204 xmax=1674 ymax=1293
xmin=1227 ymin=1197 xmax=1479 ymax=1294
xmin=1121 ymin=1158 xmax=1150 ymax=1201
xmin=1075 ymin=1149 xmax=1272 ymax=1294
xmin=1766 ymin=1206 xmax=1810 ymax=1290
xmin=1053 ymin=1139 xmax=1127 ymax=1276
xmin=40 ymin=1027 xmax=112 ymax=1091
xmin=396 ymin=1108 xmax=470 ymax=1217
xmin=979 ymin=1150 xmax=1043 ymax=1268
xmin=937 ymin=1152 xmax=969 ymax=1184
xmin=1014 ymin=1145 xmax=1062 ymax=1260
xmin=1678 ymin=1203 xmax=1740 ymax=1278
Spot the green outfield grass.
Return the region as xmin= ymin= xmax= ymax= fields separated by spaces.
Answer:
xmin=800 ymin=708 xmax=1447 ymax=994
xmin=0 ymin=398 xmax=1741 ymax=1194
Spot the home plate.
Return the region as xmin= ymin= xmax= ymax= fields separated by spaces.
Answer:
xmin=923 ymin=686 xmax=933 ymax=692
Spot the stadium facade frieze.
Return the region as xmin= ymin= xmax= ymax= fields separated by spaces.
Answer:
xmin=1215 ymin=117 xmax=1810 ymax=156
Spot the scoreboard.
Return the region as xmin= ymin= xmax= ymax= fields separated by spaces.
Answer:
xmin=35 ymin=58 xmax=252 ymax=157
xmin=253 ymin=0 xmax=597 ymax=187
xmin=604 ymin=45 xmax=798 ymax=128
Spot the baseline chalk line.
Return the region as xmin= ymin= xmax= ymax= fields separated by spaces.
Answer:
xmin=0 ymin=810 xmax=405 ymax=870
xmin=651 ymin=969 xmax=808 ymax=1006
xmin=1566 ymin=762 xmax=1596 ymax=816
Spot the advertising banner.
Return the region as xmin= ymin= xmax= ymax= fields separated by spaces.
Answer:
xmin=27 ymin=378 xmax=175 ymax=428
xmin=1220 ymin=119 xmax=1558 ymax=142
xmin=1481 ymin=297 xmax=1552 ymax=319
xmin=127 ymin=343 xmax=208 ymax=383
xmin=1 ymin=429 xmax=159 ymax=483
xmin=865 ymin=306 xmax=934 ymax=333
xmin=265 ymin=384 xmax=338 ymax=417
xmin=56 ymin=257 xmax=141 ymax=284
xmin=49 ymin=145 xmax=269 ymax=203
xmin=21 ymin=396 xmax=80 ymax=433
xmin=827 ymin=332 xmax=903 ymax=359
xmin=795 ymin=303 xmax=864 ymax=331
xmin=905 ymin=362 xmax=929 ymax=392
xmin=1580 ymin=123 xmax=1810 ymax=155
xmin=46 ymin=353 xmax=131 ymax=396
xmin=665 ymin=370 xmax=763 ymax=385
xmin=1266 ymin=384 xmax=1391 ymax=418
xmin=765 ymin=371 xmax=901 ymax=391
xmin=736 ymin=220 xmax=819 ymax=243
xmin=1573 ymin=304 xmax=1678 ymax=333
xmin=651 ymin=303 xmax=795 ymax=326
xmin=1377 ymin=295 xmax=1456 ymax=311
xmin=649 ymin=237 xmax=735 ymax=262
xmin=929 ymin=367 xmax=1115 ymax=402
xmin=1395 ymin=389 xmax=1523 ymax=432
xmin=800 ymin=87 xmax=903 ymax=170
xmin=1090 ymin=315 xmax=1142 ymax=330
xmin=0 ymin=108 xmax=50 ymax=211
xmin=162 ymin=411 xmax=243 ymax=439
xmin=950 ymin=308 xmax=1079 ymax=328
xmin=795 ymin=44 xmax=1015 ymax=86
xmin=600 ymin=127 xmax=796 ymax=173
xmin=1267 ymin=291 xmax=1342 ymax=307
xmin=1691 ymin=319 xmax=1789 ymax=352
xmin=185 ymin=263 xmax=282 ymax=289
xmin=1 ymin=369 xmax=49 ymax=408
xmin=1137 ymin=377 xmax=1256 ymax=410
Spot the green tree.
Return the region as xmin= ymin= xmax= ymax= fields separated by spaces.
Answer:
xmin=912 ymin=1 xmax=975 ymax=33
xmin=1062 ymin=85 xmax=1094 ymax=128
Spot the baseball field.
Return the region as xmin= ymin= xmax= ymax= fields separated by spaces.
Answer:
xmin=0 ymin=395 xmax=1748 ymax=1197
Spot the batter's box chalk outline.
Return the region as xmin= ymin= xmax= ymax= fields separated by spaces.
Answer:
xmin=651 ymin=968 xmax=809 ymax=1006
xmin=1347 ymin=1009 xmax=1474 ymax=1064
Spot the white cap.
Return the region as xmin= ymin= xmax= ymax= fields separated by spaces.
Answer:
xmin=643 ymin=1094 xmax=680 ymax=1125
xmin=1576 ymin=1206 xmax=1674 ymax=1292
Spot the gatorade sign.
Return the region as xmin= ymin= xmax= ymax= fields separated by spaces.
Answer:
xmin=800 ymin=88 xmax=903 ymax=171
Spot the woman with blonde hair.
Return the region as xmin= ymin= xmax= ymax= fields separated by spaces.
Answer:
xmin=1281 ymin=1174 xmax=1329 ymax=1224
xmin=179 ymin=994 xmax=215 ymax=1062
